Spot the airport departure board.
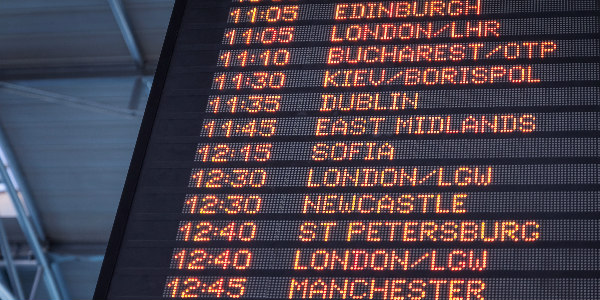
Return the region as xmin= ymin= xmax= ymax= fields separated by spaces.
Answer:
xmin=94 ymin=0 xmax=600 ymax=299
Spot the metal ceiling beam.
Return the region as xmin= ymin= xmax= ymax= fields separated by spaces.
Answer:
xmin=48 ymin=254 xmax=104 ymax=264
xmin=142 ymin=77 xmax=154 ymax=92
xmin=0 ymin=124 xmax=46 ymax=242
xmin=0 ymin=150 xmax=63 ymax=300
xmin=28 ymin=267 xmax=42 ymax=300
xmin=107 ymin=0 xmax=145 ymax=69
xmin=50 ymin=263 xmax=71 ymax=300
xmin=0 ymin=81 xmax=142 ymax=118
xmin=128 ymin=77 xmax=145 ymax=110
xmin=0 ymin=281 xmax=16 ymax=300
xmin=0 ymin=218 xmax=25 ymax=300
xmin=0 ymin=64 xmax=157 ymax=81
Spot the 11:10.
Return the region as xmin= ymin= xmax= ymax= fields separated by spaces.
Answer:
xmin=219 ymin=49 xmax=291 ymax=67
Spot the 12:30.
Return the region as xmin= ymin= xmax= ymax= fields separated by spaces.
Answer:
xmin=191 ymin=169 xmax=268 ymax=188
xmin=184 ymin=195 xmax=262 ymax=214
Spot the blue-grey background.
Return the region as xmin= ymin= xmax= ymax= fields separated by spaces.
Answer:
xmin=0 ymin=0 xmax=174 ymax=298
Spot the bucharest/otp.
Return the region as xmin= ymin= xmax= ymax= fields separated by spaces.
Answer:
xmin=288 ymin=278 xmax=486 ymax=300
xmin=326 ymin=41 xmax=557 ymax=64
xmin=306 ymin=167 xmax=492 ymax=187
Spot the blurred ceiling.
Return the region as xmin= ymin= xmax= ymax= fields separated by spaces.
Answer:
xmin=0 ymin=0 xmax=175 ymax=298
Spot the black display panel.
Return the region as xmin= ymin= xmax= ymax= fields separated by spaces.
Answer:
xmin=94 ymin=0 xmax=600 ymax=299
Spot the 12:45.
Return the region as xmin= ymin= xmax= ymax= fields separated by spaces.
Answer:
xmin=165 ymin=277 xmax=246 ymax=298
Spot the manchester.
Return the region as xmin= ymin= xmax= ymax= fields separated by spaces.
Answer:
xmin=289 ymin=278 xmax=485 ymax=300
